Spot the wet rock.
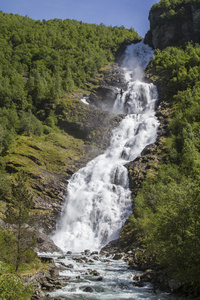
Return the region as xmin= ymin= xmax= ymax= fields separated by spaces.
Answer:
xmin=89 ymin=64 xmax=128 ymax=112
xmin=66 ymin=264 xmax=74 ymax=269
xmin=60 ymin=276 xmax=70 ymax=282
xmin=49 ymin=267 xmax=59 ymax=279
xmin=96 ymin=276 xmax=104 ymax=281
xmin=72 ymin=256 xmax=85 ymax=263
xmin=84 ymin=249 xmax=91 ymax=256
xmin=100 ymin=239 xmax=119 ymax=255
xmin=39 ymin=256 xmax=54 ymax=264
xmin=57 ymin=255 xmax=66 ymax=259
xmin=133 ymin=273 xmax=142 ymax=281
xmin=59 ymin=262 xmax=69 ymax=269
xmin=34 ymin=231 xmax=62 ymax=253
xmin=91 ymin=251 xmax=99 ymax=255
xmin=41 ymin=279 xmax=55 ymax=291
xmin=92 ymin=256 xmax=99 ymax=260
xmin=118 ymin=283 xmax=129 ymax=290
xmin=82 ymin=256 xmax=89 ymax=262
xmin=90 ymin=270 xmax=100 ymax=276
xmin=133 ymin=281 xmax=145 ymax=287
xmin=24 ymin=263 xmax=62 ymax=299
xmin=103 ymin=259 xmax=111 ymax=263
xmin=83 ymin=286 xmax=94 ymax=293
xmin=113 ymin=253 xmax=123 ymax=260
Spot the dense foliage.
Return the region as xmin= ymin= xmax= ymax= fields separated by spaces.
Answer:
xmin=0 ymin=11 xmax=139 ymax=156
xmin=123 ymin=42 xmax=200 ymax=290
xmin=150 ymin=0 xmax=200 ymax=29
xmin=0 ymin=12 xmax=140 ymax=297
xmin=0 ymin=274 xmax=33 ymax=300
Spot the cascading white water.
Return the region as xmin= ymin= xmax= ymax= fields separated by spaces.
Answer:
xmin=52 ymin=41 xmax=159 ymax=252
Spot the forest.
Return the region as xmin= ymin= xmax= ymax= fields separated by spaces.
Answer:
xmin=1 ymin=0 xmax=200 ymax=297
xmin=0 ymin=11 xmax=139 ymax=155
xmin=120 ymin=0 xmax=200 ymax=294
xmin=0 ymin=11 xmax=140 ymax=298
xmin=0 ymin=10 xmax=139 ymax=192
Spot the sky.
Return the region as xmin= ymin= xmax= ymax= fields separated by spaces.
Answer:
xmin=1 ymin=0 xmax=159 ymax=37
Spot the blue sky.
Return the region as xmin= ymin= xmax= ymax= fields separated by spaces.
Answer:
xmin=1 ymin=0 xmax=159 ymax=37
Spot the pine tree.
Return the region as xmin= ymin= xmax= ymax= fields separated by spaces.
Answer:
xmin=5 ymin=170 xmax=36 ymax=272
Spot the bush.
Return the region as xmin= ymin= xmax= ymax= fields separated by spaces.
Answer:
xmin=0 ymin=274 xmax=34 ymax=300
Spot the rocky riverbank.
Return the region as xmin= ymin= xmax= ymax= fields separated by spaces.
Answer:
xmin=29 ymin=243 xmax=193 ymax=300
xmin=29 ymin=248 xmax=164 ymax=299
xmin=100 ymin=240 xmax=197 ymax=298
xmin=23 ymin=259 xmax=65 ymax=300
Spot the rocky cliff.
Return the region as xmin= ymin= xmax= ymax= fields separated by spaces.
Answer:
xmin=144 ymin=1 xmax=200 ymax=49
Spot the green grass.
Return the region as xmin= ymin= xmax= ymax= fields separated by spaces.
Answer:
xmin=6 ymin=128 xmax=84 ymax=175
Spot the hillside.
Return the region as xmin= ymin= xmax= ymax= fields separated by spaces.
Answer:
xmin=0 ymin=12 xmax=140 ymax=232
xmin=1 ymin=0 xmax=200 ymax=297
xmin=145 ymin=0 xmax=200 ymax=48
xmin=120 ymin=0 xmax=200 ymax=295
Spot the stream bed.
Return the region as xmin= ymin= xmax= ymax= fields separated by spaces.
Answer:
xmin=43 ymin=251 xmax=188 ymax=300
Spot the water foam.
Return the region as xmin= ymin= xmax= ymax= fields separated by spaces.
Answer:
xmin=52 ymin=41 xmax=159 ymax=252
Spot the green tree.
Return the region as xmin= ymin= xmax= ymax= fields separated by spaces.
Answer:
xmin=5 ymin=171 xmax=36 ymax=272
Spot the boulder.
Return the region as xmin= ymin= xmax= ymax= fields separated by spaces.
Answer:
xmin=168 ymin=279 xmax=182 ymax=292
xmin=113 ymin=254 xmax=123 ymax=260
xmin=90 ymin=270 xmax=100 ymax=276
xmin=83 ymin=286 xmax=94 ymax=293
xmin=84 ymin=249 xmax=91 ymax=256
xmin=34 ymin=231 xmax=62 ymax=253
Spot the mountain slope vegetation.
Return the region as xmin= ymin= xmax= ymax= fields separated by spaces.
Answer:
xmin=0 ymin=11 xmax=140 ymax=295
xmin=120 ymin=0 xmax=200 ymax=294
xmin=0 ymin=11 xmax=139 ymax=193
xmin=1 ymin=0 xmax=200 ymax=296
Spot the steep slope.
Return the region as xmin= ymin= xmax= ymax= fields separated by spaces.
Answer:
xmin=120 ymin=0 xmax=200 ymax=295
xmin=145 ymin=0 xmax=200 ymax=49
xmin=0 ymin=12 xmax=140 ymax=236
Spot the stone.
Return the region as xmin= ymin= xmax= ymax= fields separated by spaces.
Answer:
xmin=83 ymin=286 xmax=94 ymax=293
xmin=34 ymin=231 xmax=62 ymax=253
xmin=57 ymin=255 xmax=66 ymax=259
xmin=39 ymin=256 xmax=54 ymax=264
xmin=92 ymin=256 xmax=99 ymax=260
xmin=168 ymin=279 xmax=182 ymax=291
xmin=84 ymin=249 xmax=91 ymax=255
xmin=89 ymin=64 xmax=128 ymax=112
xmin=90 ymin=270 xmax=100 ymax=276
xmin=66 ymin=264 xmax=74 ymax=269
xmin=133 ymin=281 xmax=145 ymax=287
xmin=96 ymin=276 xmax=103 ymax=281
xmin=49 ymin=266 xmax=59 ymax=279
xmin=91 ymin=251 xmax=99 ymax=255
xmin=113 ymin=254 xmax=123 ymax=260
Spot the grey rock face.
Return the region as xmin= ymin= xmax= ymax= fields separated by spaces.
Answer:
xmin=89 ymin=64 xmax=128 ymax=111
xmin=145 ymin=4 xmax=200 ymax=49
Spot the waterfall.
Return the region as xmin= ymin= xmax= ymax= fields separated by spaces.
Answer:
xmin=52 ymin=41 xmax=159 ymax=252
